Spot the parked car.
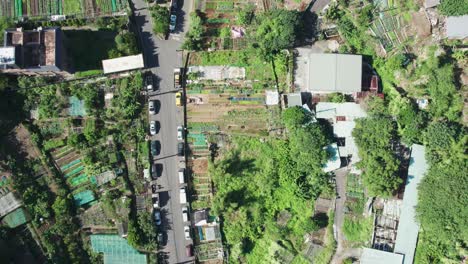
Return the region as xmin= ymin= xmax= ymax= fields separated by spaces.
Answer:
xmin=150 ymin=121 xmax=156 ymax=135
xmin=177 ymin=125 xmax=183 ymax=141
xmin=149 ymin=100 xmax=156 ymax=115
xmin=152 ymin=196 xmax=159 ymax=208
xmin=186 ymin=244 xmax=193 ymax=257
xmin=151 ymin=163 xmax=163 ymax=179
xmin=177 ymin=142 xmax=184 ymax=156
xmin=184 ymin=226 xmax=190 ymax=240
xmin=175 ymin=92 xmax=182 ymax=106
xmin=151 ymin=140 xmax=159 ymax=156
xmin=151 ymin=184 xmax=158 ymax=194
xmin=169 ymin=15 xmax=177 ymax=32
xmin=179 ymin=168 xmax=185 ymax=184
xmin=151 ymin=163 xmax=161 ymax=180
xmin=182 ymin=206 xmax=189 ymax=222
xmin=154 ymin=210 xmax=162 ymax=225
xmin=145 ymin=72 xmax=154 ymax=91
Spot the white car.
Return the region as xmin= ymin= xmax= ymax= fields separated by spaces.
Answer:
xmin=182 ymin=206 xmax=189 ymax=222
xmin=154 ymin=210 xmax=162 ymax=225
xmin=149 ymin=100 xmax=156 ymax=115
xmin=150 ymin=121 xmax=157 ymax=135
xmin=184 ymin=226 xmax=191 ymax=240
xmin=177 ymin=126 xmax=183 ymax=140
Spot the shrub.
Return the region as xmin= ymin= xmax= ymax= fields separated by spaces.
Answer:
xmin=43 ymin=139 xmax=66 ymax=151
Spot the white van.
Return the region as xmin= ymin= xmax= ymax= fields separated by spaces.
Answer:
xmin=179 ymin=168 xmax=185 ymax=184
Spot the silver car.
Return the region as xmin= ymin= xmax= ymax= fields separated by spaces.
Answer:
xmin=177 ymin=126 xmax=183 ymax=140
xmin=149 ymin=100 xmax=156 ymax=115
xmin=184 ymin=226 xmax=191 ymax=240
xmin=150 ymin=121 xmax=157 ymax=135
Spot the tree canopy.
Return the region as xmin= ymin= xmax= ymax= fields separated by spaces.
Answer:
xmin=353 ymin=117 xmax=402 ymax=197
xmin=255 ymin=9 xmax=301 ymax=56
xmin=439 ymin=0 xmax=468 ymax=16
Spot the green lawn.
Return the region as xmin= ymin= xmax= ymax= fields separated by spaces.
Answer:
xmin=64 ymin=30 xmax=117 ymax=71
xmin=63 ymin=0 xmax=82 ymax=15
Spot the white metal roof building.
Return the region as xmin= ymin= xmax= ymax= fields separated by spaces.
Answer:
xmin=316 ymin=102 xmax=367 ymax=165
xmin=0 ymin=192 xmax=22 ymax=217
xmin=102 ymin=54 xmax=144 ymax=74
xmin=394 ymin=144 xmax=428 ymax=264
xmin=295 ymin=49 xmax=362 ymax=93
xmin=361 ymin=248 xmax=403 ymax=264
xmin=0 ymin=47 xmax=16 ymax=66
xmin=446 ymin=15 xmax=468 ymax=39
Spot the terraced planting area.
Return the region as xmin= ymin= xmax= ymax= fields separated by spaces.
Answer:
xmin=0 ymin=0 xmax=128 ymax=19
xmin=51 ymin=145 xmax=92 ymax=189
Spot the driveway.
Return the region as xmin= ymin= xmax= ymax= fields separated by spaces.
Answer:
xmin=332 ymin=167 xmax=349 ymax=264
xmin=129 ymin=0 xmax=193 ymax=263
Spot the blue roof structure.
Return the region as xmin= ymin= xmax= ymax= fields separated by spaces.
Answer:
xmin=90 ymin=234 xmax=147 ymax=264
xmin=394 ymin=144 xmax=428 ymax=264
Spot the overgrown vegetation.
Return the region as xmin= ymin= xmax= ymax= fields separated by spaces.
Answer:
xmin=211 ymin=107 xmax=331 ymax=262
xmin=439 ymin=0 xmax=468 ymax=16
xmin=150 ymin=5 xmax=170 ymax=36
xmin=353 ymin=100 xmax=402 ymax=197
xmin=415 ymin=121 xmax=467 ymax=263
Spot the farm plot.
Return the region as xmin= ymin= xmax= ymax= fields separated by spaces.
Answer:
xmin=370 ymin=9 xmax=408 ymax=52
xmin=51 ymin=145 xmax=93 ymax=189
xmin=0 ymin=0 xmax=128 ymax=19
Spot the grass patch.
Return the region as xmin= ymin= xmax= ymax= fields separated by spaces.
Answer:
xmin=343 ymin=216 xmax=373 ymax=244
xmin=64 ymin=30 xmax=117 ymax=71
xmin=63 ymin=0 xmax=82 ymax=15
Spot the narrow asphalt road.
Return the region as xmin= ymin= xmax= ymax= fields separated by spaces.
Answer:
xmin=129 ymin=0 xmax=193 ymax=263
xmin=332 ymin=167 xmax=349 ymax=264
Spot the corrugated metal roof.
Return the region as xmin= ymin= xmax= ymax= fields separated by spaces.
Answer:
xmin=0 ymin=192 xmax=22 ymax=217
xmin=102 ymin=54 xmax=144 ymax=74
xmin=316 ymin=102 xmax=367 ymax=119
xmin=394 ymin=144 xmax=428 ymax=264
xmin=307 ymin=53 xmax=362 ymax=93
xmin=446 ymin=15 xmax=468 ymax=39
xmin=361 ymin=248 xmax=403 ymax=264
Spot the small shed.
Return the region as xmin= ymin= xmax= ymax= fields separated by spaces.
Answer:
xmin=286 ymin=93 xmax=303 ymax=108
xmin=117 ymin=222 xmax=128 ymax=238
xmin=193 ymin=210 xmax=208 ymax=226
xmin=265 ymin=90 xmax=279 ymax=105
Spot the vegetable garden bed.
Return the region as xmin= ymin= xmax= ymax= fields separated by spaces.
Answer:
xmin=0 ymin=0 xmax=128 ymax=19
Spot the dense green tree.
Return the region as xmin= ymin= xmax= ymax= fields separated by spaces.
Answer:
xmin=353 ymin=117 xmax=402 ymax=197
xmin=397 ymin=102 xmax=426 ymax=145
xmin=150 ymin=5 xmax=170 ymax=35
xmin=282 ymin=106 xmax=313 ymax=130
xmin=416 ymin=136 xmax=467 ymax=263
xmin=237 ymin=4 xmax=255 ymax=25
xmin=183 ymin=12 xmax=204 ymax=51
xmin=255 ymin=9 xmax=301 ymax=56
xmin=439 ymin=0 xmax=468 ymax=16
xmin=0 ymin=18 xmax=13 ymax=43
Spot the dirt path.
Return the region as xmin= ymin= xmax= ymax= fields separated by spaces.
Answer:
xmin=331 ymin=167 xmax=349 ymax=264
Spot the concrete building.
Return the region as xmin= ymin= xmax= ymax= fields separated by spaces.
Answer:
xmin=446 ymin=15 xmax=468 ymax=39
xmin=315 ymin=102 xmax=367 ymax=165
xmin=295 ymin=49 xmax=362 ymax=94
xmin=0 ymin=27 xmax=67 ymax=75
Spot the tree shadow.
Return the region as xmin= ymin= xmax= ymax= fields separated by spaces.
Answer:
xmin=224 ymin=151 xmax=256 ymax=176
